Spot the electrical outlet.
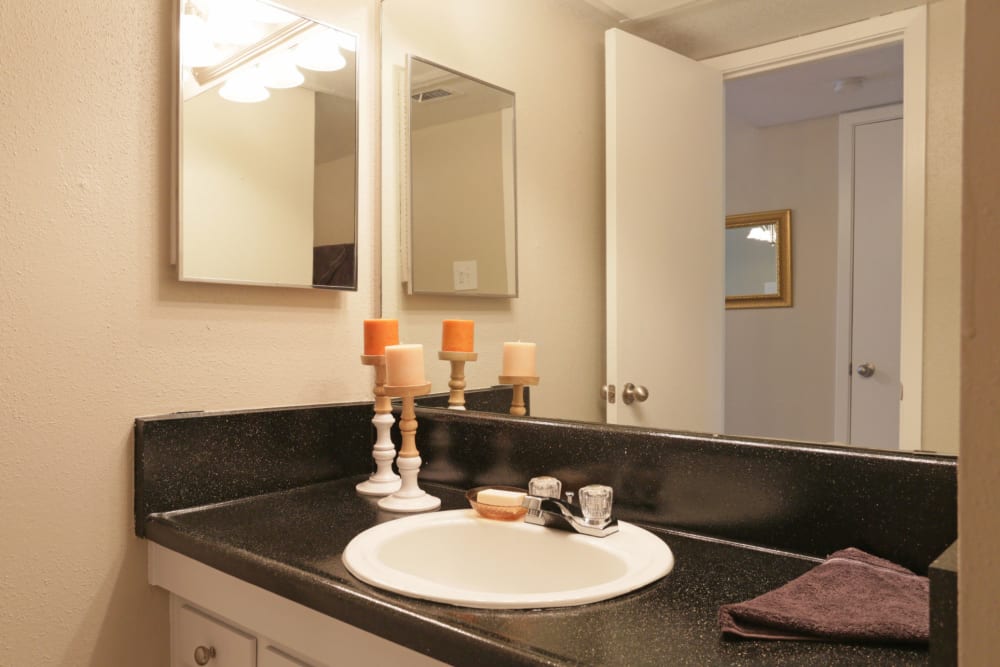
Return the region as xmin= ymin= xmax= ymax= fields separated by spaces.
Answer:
xmin=453 ymin=260 xmax=478 ymax=291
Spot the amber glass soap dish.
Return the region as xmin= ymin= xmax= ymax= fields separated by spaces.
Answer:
xmin=466 ymin=486 xmax=528 ymax=521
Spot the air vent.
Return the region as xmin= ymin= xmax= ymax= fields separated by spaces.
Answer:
xmin=412 ymin=88 xmax=453 ymax=102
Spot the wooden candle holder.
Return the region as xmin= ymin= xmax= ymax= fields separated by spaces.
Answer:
xmin=378 ymin=382 xmax=440 ymax=513
xmin=498 ymin=375 xmax=540 ymax=417
xmin=438 ymin=350 xmax=478 ymax=410
xmin=356 ymin=355 xmax=401 ymax=497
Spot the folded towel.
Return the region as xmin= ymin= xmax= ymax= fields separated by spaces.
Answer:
xmin=719 ymin=548 xmax=929 ymax=644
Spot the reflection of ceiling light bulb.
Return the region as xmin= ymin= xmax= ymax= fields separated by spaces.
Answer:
xmin=746 ymin=225 xmax=777 ymax=244
xmin=259 ymin=52 xmax=304 ymax=89
xmin=245 ymin=0 xmax=296 ymax=24
xmin=219 ymin=66 xmax=270 ymax=103
xmin=206 ymin=0 xmax=266 ymax=46
xmin=335 ymin=30 xmax=357 ymax=53
xmin=833 ymin=76 xmax=866 ymax=94
xmin=294 ymin=29 xmax=347 ymax=71
xmin=180 ymin=13 xmax=220 ymax=67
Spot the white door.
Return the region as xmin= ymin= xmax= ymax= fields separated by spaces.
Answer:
xmin=848 ymin=111 xmax=904 ymax=448
xmin=605 ymin=29 xmax=724 ymax=431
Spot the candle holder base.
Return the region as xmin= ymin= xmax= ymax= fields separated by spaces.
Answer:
xmin=377 ymin=490 xmax=441 ymax=513
xmin=379 ymin=383 xmax=439 ymax=513
xmin=358 ymin=355 xmax=401 ymax=498
xmin=356 ymin=477 xmax=402 ymax=496
xmin=498 ymin=376 xmax=539 ymax=417
xmin=439 ymin=351 xmax=478 ymax=411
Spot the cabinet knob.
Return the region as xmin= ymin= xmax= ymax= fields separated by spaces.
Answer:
xmin=194 ymin=646 xmax=216 ymax=665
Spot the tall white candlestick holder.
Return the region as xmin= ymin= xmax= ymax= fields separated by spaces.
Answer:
xmin=438 ymin=350 xmax=478 ymax=410
xmin=499 ymin=375 xmax=540 ymax=416
xmin=356 ymin=355 xmax=402 ymax=497
xmin=378 ymin=382 xmax=440 ymax=513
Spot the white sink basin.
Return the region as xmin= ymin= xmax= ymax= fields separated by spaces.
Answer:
xmin=342 ymin=509 xmax=674 ymax=609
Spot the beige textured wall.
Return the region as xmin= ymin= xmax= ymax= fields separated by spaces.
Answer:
xmin=381 ymin=0 xmax=611 ymax=421
xmin=724 ymin=115 xmax=839 ymax=442
xmin=0 ymin=1 xmax=379 ymax=665
xmin=960 ymin=0 xmax=1000 ymax=658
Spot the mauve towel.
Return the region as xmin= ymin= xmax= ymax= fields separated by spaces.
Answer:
xmin=719 ymin=548 xmax=929 ymax=644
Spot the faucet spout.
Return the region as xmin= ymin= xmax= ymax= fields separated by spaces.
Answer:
xmin=521 ymin=495 xmax=619 ymax=537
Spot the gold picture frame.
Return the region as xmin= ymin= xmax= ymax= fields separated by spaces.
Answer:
xmin=725 ymin=209 xmax=792 ymax=309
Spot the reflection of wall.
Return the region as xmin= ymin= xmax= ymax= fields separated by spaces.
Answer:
xmin=182 ymin=86 xmax=315 ymax=284
xmin=314 ymin=154 xmax=356 ymax=245
xmin=725 ymin=115 xmax=839 ymax=442
xmin=410 ymin=110 xmax=508 ymax=293
xmin=382 ymin=0 xmax=610 ymax=421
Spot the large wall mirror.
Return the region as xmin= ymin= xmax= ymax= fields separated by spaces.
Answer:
xmin=406 ymin=56 xmax=518 ymax=297
xmin=378 ymin=0 xmax=958 ymax=456
xmin=176 ymin=0 xmax=359 ymax=290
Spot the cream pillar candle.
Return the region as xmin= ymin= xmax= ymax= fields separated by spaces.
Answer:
xmin=385 ymin=344 xmax=426 ymax=386
xmin=502 ymin=341 xmax=537 ymax=377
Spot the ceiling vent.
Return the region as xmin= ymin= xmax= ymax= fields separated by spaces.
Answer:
xmin=411 ymin=88 xmax=454 ymax=102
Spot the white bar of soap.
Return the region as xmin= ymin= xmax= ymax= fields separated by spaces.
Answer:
xmin=477 ymin=489 xmax=526 ymax=506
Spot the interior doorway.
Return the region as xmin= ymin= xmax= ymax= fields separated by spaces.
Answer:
xmin=706 ymin=7 xmax=926 ymax=450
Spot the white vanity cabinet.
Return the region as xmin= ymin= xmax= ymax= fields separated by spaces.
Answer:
xmin=172 ymin=602 xmax=259 ymax=667
xmin=149 ymin=543 xmax=446 ymax=667
xmin=258 ymin=645 xmax=315 ymax=667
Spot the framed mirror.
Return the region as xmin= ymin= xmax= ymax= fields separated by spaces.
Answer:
xmin=406 ymin=56 xmax=518 ymax=297
xmin=725 ymin=209 xmax=792 ymax=309
xmin=175 ymin=0 xmax=359 ymax=290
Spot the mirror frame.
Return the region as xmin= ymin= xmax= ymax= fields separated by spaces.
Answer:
xmin=405 ymin=55 xmax=519 ymax=298
xmin=725 ymin=209 xmax=792 ymax=309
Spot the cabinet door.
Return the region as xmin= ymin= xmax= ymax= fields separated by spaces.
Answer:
xmin=259 ymin=646 xmax=316 ymax=667
xmin=173 ymin=603 xmax=257 ymax=667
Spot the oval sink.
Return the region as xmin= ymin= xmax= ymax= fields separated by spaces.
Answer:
xmin=342 ymin=509 xmax=674 ymax=609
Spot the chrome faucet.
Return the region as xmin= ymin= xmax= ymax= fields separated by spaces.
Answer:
xmin=522 ymin=481 xmax=619 ymax=538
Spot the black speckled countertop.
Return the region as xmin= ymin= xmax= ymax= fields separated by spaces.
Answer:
xmin=144 ymin=478 xmax=930 ymax=667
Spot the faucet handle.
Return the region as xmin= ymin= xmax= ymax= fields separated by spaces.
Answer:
xmin=528 ymin=476 xmax=562 ymax=499
xmin=579 ymin=484 xmax=614 ymax=526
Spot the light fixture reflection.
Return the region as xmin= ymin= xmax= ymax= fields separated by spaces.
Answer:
xmin=335 ymin=30 xmax=357 ymax=53
xmin=746 ymin=225 xmax=777 ymax=244
xmin=294 ymin=29 xmax=347 ymax=72
xmin=259 ymin=52 xmax=304 ymax=89
xmin=219 ymin=66 xmax=270 ymax=103
xmin=180 ymin=13 xmax=220 ymax=67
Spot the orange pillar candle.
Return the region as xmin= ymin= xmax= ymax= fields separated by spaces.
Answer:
xmin=502 ymin=342 xmax=537 ymax=376
xmin=363 ymin=319 xmax=399 ymax=356
xmin=441 ymin=319 xmax=475 ymax=352
xmin=385 ymin=344 xmax=427 ymax=386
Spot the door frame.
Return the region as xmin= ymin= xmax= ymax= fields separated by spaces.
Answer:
xmin=702 ymin=7 xmax=927 ymax=451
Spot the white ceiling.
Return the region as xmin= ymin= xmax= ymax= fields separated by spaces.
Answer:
xmin=617 ymin=0 xmax=923 ymax=61
xmin=726 ymin=42 xmax=903 ymax=127
xmin=578 ymin=0 xmax=700 ymax=22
